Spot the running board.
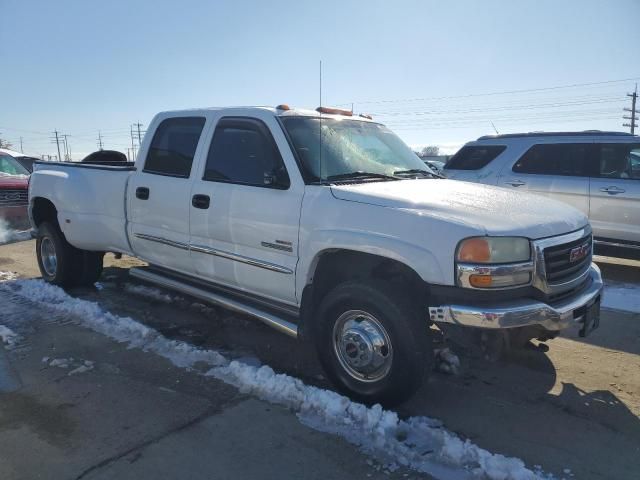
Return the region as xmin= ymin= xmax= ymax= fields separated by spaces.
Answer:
xmin=129 ymin=268 xmax=299 ymax=338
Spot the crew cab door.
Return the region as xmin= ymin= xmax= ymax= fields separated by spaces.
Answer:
xmin=589 ymin=142 xmax=640 ymax=244
xmin=189 ymin=115 xmax=303 ymax=305
xmin=500 ymin=143 xmax=591 ymax=216
xmin=127 ymin=116 xmax=208 ymax=273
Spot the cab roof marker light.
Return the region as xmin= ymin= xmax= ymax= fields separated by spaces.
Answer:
xmin=359 ymin=114 xmax=373 ymax=120
xmin=276 ymin=104 xmax=291 ymax=111
xmin=316 ymin=106 xmax=353 ymax=116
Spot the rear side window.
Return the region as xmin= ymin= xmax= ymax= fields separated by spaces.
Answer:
xmin=203 ymin=118 xmax=289 ymax=188
xmin=445 ymin=145 xmax=506 ymax=170
xmin=513 ymin=143 xmax=590 ymax=176
xmin=143 ymin=117 xmax=206 ymax=177
xmin=596 ymin=143 xmax=640 ymax=180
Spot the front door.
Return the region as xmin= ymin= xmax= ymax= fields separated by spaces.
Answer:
xmin=189 ymin=115 xmax=303 ymax=305
xmin=500 ymin=142 xmax=591 ymax=216
xmin=589 ymin=142 xmax=640 ymax=244
xmin=128 ymin=116 xmax=208 ymax=273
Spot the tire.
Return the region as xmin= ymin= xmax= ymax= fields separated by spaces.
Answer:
xmin=36 ymin=221 xmax=79 ymax=287
xmin=36 ymin=222 xmax=104 ymax=287
xmin=73 ymin=251 xmax=104 ymax=286
xmin=314 ymin=280 xmax=433 ymax=406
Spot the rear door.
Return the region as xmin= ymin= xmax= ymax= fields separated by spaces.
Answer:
xmin=500 ymin=143 xmax=592 ymax=215
xmin=589 ymin=142 xmax=640 ymax=244
xmin=443 ymin=145 xmax=507 ymax=183
xmin=189 ymin=115 xmax=303 ymax=305
xmin=128 ymin=116 xmax=208 ymax=273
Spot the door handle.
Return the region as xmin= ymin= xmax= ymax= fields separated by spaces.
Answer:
xmin=600 ymin=186 xmax=625 ymax=195
xmin=136 ymin=187 xmax=150 ymax=200
xmin=192 ymin=194 xmax=210 ymax=209
xmin=506 ymin=180 xmax=526 ymax=187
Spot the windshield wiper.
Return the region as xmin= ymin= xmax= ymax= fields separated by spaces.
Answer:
xmin=393 ymin=168 xmax=443 ymax=179
xmin=326 ymin=171 xmax=400 ymax=183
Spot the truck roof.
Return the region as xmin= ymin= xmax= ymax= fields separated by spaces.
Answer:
xmin=156 ymin=105 xmax=375 ymax=122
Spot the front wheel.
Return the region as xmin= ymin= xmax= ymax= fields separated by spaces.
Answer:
xmin=314 ymin=280 xmax=433 ymax=406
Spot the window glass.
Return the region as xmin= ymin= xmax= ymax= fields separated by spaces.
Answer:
xmin=143 ymin=117 xmax=206 ymax=177
xmin=512 ymin=144 xmax=589 ymax=176
xmin=596 ymin=144 xmax=640 ymax=179
xmin=281 ymin=117 xmax=427 ymax=181
xmin=204 ymin=119 xmax=289 ymax=188
xmin=0 ymin=155 xmax=29 ymax=176
xmin=445 ymin=146 xmax=506 ymax=170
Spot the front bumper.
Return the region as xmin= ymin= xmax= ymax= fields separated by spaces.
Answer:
xmin=428 ymin=264 xmax=603 ymax=331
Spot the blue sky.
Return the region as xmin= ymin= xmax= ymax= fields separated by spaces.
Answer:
xmin=1 ymin=0 xmax=639 ymax=158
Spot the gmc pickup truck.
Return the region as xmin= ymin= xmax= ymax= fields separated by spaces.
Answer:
xmin=28 ymin=105 xmax=603 ymax=405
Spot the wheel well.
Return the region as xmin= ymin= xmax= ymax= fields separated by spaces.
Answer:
xmin=31 ymin=197 xmax=59 ymax=228
xmin=299 ymin=250 xmax=428 ymax=338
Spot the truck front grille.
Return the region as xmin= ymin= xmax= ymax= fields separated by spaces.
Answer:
xmin=0 ymin=189 xmax=28 ymax=206
xmin=543 ymin=233 xmax=592 ymax=284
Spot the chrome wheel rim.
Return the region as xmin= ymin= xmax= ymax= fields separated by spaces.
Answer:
xmin=40 ymin=237 xmax=57 ymax=277
xmin=332 ymin=310 xmax=393 ymax=383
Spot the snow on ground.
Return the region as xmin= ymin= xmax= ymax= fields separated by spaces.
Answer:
xmin=41 ymin=357 xmax=95 ymax=375
xmin=0 ymin=324 xmax=20 ymax=349
xmin=0 ymin=219 xmax=31 ymax=245
xmin=123 ymin=282 xmax=183 ymax=303
xmin=0 ymin=273 xmax=553 ymax=480
xmin=603 ymin=281 xmax=640 ymax=314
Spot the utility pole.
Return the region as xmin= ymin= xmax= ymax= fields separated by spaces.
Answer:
xmin=623 ymin=84 xmax=638 ymax=135
xmin=19 ymin=137 xmax=24 ymax=153
xmin=133 ymin=122 xmax=144 ymax=145
xmin=51 ymin=130 xmax=63 ymax=162
xmin=62 ymin=134 xmax=71 ymax=161
xmin=97 ymin=131 xmax=104 ymax=150
xmin=130 ymin=125 xmax=137 ymax=160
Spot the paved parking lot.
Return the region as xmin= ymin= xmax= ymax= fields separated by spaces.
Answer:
xmin=1 ymin=240 xmax=639 ymax=479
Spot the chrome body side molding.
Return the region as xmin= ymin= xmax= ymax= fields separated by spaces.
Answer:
xmin=133 ymin=233 xmax=293 ymax=274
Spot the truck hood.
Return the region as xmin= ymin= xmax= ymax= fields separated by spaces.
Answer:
xmin=330 ymin=179 xmax=588 ymax=239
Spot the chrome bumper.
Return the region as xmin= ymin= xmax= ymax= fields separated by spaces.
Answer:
xmin=428 ymin=264 xmax=603 ymax=331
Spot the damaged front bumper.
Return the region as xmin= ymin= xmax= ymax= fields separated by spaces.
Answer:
xmin=428 ymin=264 xmax=603 ymax=333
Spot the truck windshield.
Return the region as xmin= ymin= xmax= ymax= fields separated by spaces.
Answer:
xmin=281 ymin=117 xmax=434 ymax=183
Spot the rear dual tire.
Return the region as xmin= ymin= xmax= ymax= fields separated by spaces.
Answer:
xmin=36 ymin=222 xmax=103 ymax=287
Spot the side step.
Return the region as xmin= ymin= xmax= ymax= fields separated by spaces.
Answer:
xmin=129 ymin=267 xmax=299 ymax=338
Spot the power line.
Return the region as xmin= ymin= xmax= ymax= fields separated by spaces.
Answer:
xmin=97 ymin=131 xmax=104 ymax=150
xmin=336 ymin=76 xmax=640 ymax=106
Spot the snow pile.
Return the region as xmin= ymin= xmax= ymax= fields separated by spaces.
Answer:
xmin=0 ymin=325 xmax=20 ymax=348
xmin=0 ymin=274 xmax=552 ymax=480
xmin=603 ymin=281 xmax=640 ymax=314
xmin=0 ymin=218 xmax=31 ymax=245
xmin=435 ymin=347 xmax=461 ymax=375
xmin=124 ymin=283 xmax=182 ymax=303
xmin=42 ymin=356 xmax=95 ymax=375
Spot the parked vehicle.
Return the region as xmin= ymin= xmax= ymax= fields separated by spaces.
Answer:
xmin=28 ymin=106 xmax=603 ymax=405
xmin=0 ymin=147 xmax=39 ymax=173
xmin=0 ymin=149 xmax=30 ymax=229
xmin=425 ymin=159 xmax=446 ymax=175
xmin=444 ymin=131 xmax=640 ymax=257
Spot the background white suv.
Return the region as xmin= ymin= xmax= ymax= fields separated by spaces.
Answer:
xmin=444 ymin=131 xmax=640 ymax=258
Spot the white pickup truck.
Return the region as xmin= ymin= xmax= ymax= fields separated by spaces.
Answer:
xmin=28 ymin=105 xmax=603 ymax=405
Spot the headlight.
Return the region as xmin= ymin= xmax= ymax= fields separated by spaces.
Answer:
xmin=456 ymin=237 xmax=532 ymax=289
xmin=457 ymin=237 xmax=530 ymax=264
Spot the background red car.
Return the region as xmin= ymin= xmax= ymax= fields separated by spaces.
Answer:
xmin=0 ymin=148 xmax=30 ymax=230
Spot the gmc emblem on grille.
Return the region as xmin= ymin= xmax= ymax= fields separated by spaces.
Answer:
xmin=569 ymin=243 xmax=590 ymax=263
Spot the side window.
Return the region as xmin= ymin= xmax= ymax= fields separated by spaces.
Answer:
xmin=203 ymin=118 xmax=290 ymax=189
xmin=445 ymin=145 xmax=506 ymax=170
xmin=596 ymin=144 xmax=640 ymax=180
xmin=143 ymin=117 xmax=206 ymax=178
xmin=512 ymin=143 xmax=590 ymax=176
